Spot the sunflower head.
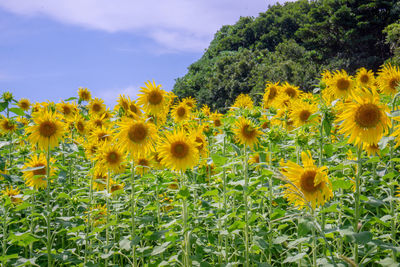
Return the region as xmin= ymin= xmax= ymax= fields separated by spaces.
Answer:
xmin=2 ymin=92 xmax=13 ymax=102
xmin=17 ymin=98 xmax=31 ymax=111
xmin=377 ymin=63 xmax=400 ymax=95
xmin=231 ymin=93 xmax=254 ymax=110
xmin=137 ymin=80 xmax=168 ymax=115
xmin=2 ymin=186 xmax=23 ymax=205
xmin=355 ymin=68 xmax=375 ymax=88
xmin=289 ymin=100 xmax=319 ymax=128
xmin=78 ymin=87 xmax=92 ymax=102
xmin=172 ymin=102 xmax=191 ymax=123
xmin=263 ymin=82 xmax=281 ymax=108
xmin=23 ymin=154 xmax=55 ymax=190
xmin=135 ymin=156 xmax=152 ymax=175
xmin=96 ymin=142 xmax=126 ymax=174
xmin=182 ymin=96 xmax=197 ymax=109
xmin=88 ymin=98 xmax=106 ymax=115
xmin=0 ymin=117 xmax=17 ymax=133
xmin=233 ymin=117 xmax=262 ymax=149
xmin=325 ymin=70 xmax=354 ymax=100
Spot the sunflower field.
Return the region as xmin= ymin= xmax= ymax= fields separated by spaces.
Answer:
xmin=1 ymin=65 xmax=400 ymax=266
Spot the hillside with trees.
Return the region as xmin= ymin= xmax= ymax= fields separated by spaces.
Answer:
xmin=173 ymin=0 xmax=400 ymax=111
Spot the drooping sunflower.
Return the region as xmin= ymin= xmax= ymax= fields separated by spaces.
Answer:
xmin=23 ymin=153 xmax=55 ymax=190
xmin=115 ymin=117 xmax=157 ymax=157
xmin=73 ymin=114 xmax=88 ymax=136
xmin=377 ymin=63 xmax=400 ymax=96
xmin=363 ymin=143 xmax=380 ymax=157
xmin=355 ymin=68 xmax=375 ymax=89
xmin=137 ymin=80 xmax=168 ymax=115
xmin=172 ymin=102 xmax=191 ymax=123
xmin=116 ymin=94 xmax=130 ymax=111
xmin=89 ymin=204 xmax=107 ymax=226
xmin=96 ymin=142 xmax=126 ymax=174
xmin=190 ymin=127 xmax=209 ymax=160
xmin=335 ymin=88 xmax=391 ymax=147
xmin=0 ymin=117 xmax=17 ymax=134
xmin=56 ymin=101 xmax=77 ymax=119
xmin=289 ymin=100 xmax=319 ymax=127
xmin=233 ymin=117 xmax=262 ymax=149
xmin=182 ymin=96 xmax=197 ymax=109
xmin=280 ymin=150 xmax=333 ymax=210
xmin=26 ymin=109 xmax=66 ymax=150
xmin=17 ymin=98 xmax=31 ymax=111
xmin=2 ymin=186 xmax=23 ymax=205
xmin=88 ymin=98 xmax=106 ymax=116
xmin=231 ymin=93 xmax=254 ymax=110
xmin=158 ymin=128 xmax=199 ymax=171
xmin=92 ymin=169 xmax=112 ymax=191
xmin=135 ymin=156 xmax=152 ymax=175
xmin=325 ymin=70 xmax=355 ymax=100
xmin=78 ymin=87 xmax=92 ymax=102
xmin=263 ymin=82 xmax=281 ymax=109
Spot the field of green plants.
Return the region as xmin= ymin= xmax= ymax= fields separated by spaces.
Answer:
xmin=1 ymin=65 xmax=400 ymax=266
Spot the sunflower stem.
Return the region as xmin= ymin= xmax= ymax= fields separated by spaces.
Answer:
xmin=243 ymin=145 xmax=250 ymax=267
xmin=2 ymin=206 xmax=8 ymax=267
xmin=46 ymin=145 xmax=53 ymax=267
xmin=84 ymin=162 xmax=94 ymax=265
xmin=181 ymin=171 xmax=191 ymax=267
xmin=354 ymin=146 xmax=362 ymax=265
xmin=130 ymin=161 xmax=137 ymax=267
xmin=311 ymin=208 xmax=317 ymax=267
xmin=268 ymin=142 xmax=273 ymax=265
xmin=222 ymin=134 xmax=229 ymax=263
xmin=105 ymin=170 xmax=110 ymax=267
xmin=389 ymin=98 xmax=397 ymax=261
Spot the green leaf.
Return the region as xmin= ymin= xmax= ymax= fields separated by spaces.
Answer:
xmin=8 ymin=232 xmax=38 ymax=247
xmin=9 ymin=107 xmax=25 ymax=116
xmin=119 ymin=238 xmax=131 ymax=251
xmin=345 ymin=231 xmax=373 ymax=245
xmin=211 ymin=153 xmax=227 ymax=166
xmin=202 ymin=189 xmax=219 ymax=197
xmin=273 ymin=235 xmax=288 ymax=244
xmin=177 ymin=186 xmax=190 ymax=199
xmin=323 ymin=118 xmax=332 ymax=137
xmin=377 ymin=257 xmax=399 ymax=267
xmin=151 ymin=242 xmax=171 ymax=256
xmin=64 ymin=97 xmax=78 ymax=101
xmin=0 ymin=102 xmax=8 ymax=112
xmin=228 ymin=220 xmax=245 ymax=232
xmin=22 ymin=165 xmax=45 ymax=172
xmin=283 ymin=253 xmax=306 ymax=263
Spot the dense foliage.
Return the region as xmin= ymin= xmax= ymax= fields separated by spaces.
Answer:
xmin=173 ymin=0 xmax=400 ymax=111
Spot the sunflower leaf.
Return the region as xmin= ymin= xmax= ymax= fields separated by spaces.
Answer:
xmin=9 ymin=107 xmax=25 ymax=116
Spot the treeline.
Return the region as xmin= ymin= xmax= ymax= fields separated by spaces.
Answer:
xmin=173 ymin=0 xmax=400 ymax=111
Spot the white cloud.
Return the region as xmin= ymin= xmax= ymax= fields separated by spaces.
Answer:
xmin=0 ymin=0 xmax=293 ymax=52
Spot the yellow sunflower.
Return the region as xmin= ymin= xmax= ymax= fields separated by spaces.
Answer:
xmin=158 ymin=128 xmax=199 ymax=171
xmin=377 ymin=63 xmax=400 ymax=95
xmin=190 ymin=127 xmax=209 ymax=161
xmin=210 ymin=112 xmax=223 ymax=128
xmin=355 ymin=68 xmax=375 ymax=89
xmin=17 ymin=98 xmax=31 ymax=111
xmin=201 ymin=105 xmax=211 ymax=116
xmin=115 ymin=117 xmax=157 ymax=157
xmin=137 ymin=80 xmax=168 ymax=115
xmin=96 ymin=143 xmax=126 ymax=174
xmin=263 ymin=82 xmax=281 ymax=108
xmin=23 ymin=154 xmax=55 ymax=189
xmin=88 ymin=113 xmax=110 ymax=129
xmin=281 ymin=82 xmax=300 ymax=100
xmin=135 ymin=156 xmax=152 ymax=175
xmin=280 ymin=150 xmax=333 ymax=209
xmin=289 ymin=100 xmax=319 ymax=127
xmin=0 ymin=117 xmax=17 ymax=133
xmin=16 ymin=116 xmax=29 ymax=126
xmin=335 ymin=88 xmax=391 ymax=147
xmin=2 ymin=186 xmax=23 ymax=205
xmin=83 ymin=141 xmax=98 ymax=161
xmin=233 ymin=117 xmax=262 ymax=149
xmin=88 ymin=126 xmax=114 ymax=144
xmin=89 ymin=204 xmax=107 ymax=226
xmin=172 ymin=102 xmax=191 ymax=123
xmin=325 ymin=70 xmax=355 ymax=100
xmin=78 ymin=87 xmax=92 ymax=102
xmin=74 ymin=114 xmax=88 ymax=136
xmin=56 ymin=101 xmax=77 ymax=119
xmin=231 ymin=93 xmax=254 ymax=110
xmin=26 ymin=109 xmax=66 ymax=150
xmin=363 ymin=143 xmax=380 ymax=157
xmin=92 ymin=169 xmax=113 ymax=191
xmin=88 ymin=98 xmax=106 ymax=116
xmin=182 ymin=96 xmax=197 ymax=109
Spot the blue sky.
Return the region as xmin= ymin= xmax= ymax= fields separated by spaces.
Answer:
xmin=0 ymin=0 xmax=292 ymax=107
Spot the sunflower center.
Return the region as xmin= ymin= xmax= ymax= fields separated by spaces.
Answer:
xmin=121 ymin=100 xmax=129 ymax=110
xmin=77 ymin=121 xmax=84 ymax=132
xmin=106 ymin=151 xmax=120 ymax=164
xmin=62 ymin=106 xmax=71 ymax=115
xmin=355 ymin=103 xmax=381 ymax=128
xmin=94 ymin=119 xmax=102 ymax=127
xmin=337 ymin=78 xmax=350 ymax=91
xmin=129 ymin=104 xmax=138 ymax=113
xmin=138 ymin=159 xmax=149 ymax=166
xmin=20 ymin=101 xmax=29 ymax=110
xmin=148 ymin=91 xmax=163 ymax=105
xmin=97 ymin=132 xmax=110 ymax=142
xmin=39 ymin=121 xmax=57 ymax=137
xmin=128 ymin=124 xmax=147 ymax=143
xmin=81 ymin=92 xmax=90 ymax=100
xmin=33 ymin=164 xmax=46 ymax=176
xmin=3 ymin=121 xmax=15 ymax=130
xmin=177 ymin=107 xmax=186 ymax=117
xmin=242 ymin=124 xmax=256 ymax=139
xmin=214 ymin=119 xmax=221 ymax=127
xmin=195 ymin=137 xmax=204 ymax=150
xmin=261 ymin=121 xmax=269 ymax=129
xmin=389 ymin=78 xmax=399 ymax=91
xmin=171 ymin=141 xmax=189 ymax=158
xmin=92 ymin=103 xmax=101 ymax=112
xmin=360 ymin=74 xmax=369 ymax=84
xmin=268 ymin=87 xmax=277 ymax=100
xmin=300 ymin=170 xmax=321 ymax=193
xmin=285 ymin=87 xmax=296 ymax=98
xmin=299 ymin=110 xmax=311 ymax=122
xmin=154 ymin=153 xmax=162 ymax=163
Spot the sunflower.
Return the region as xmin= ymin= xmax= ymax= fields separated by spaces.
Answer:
xmin=116 ymin=94 xmax=130 ymax=111
xmin=325 ymin=70 xmax=354 ymax=100
xmin=2 ymin=92 xmax=13 ymax=102
xmin=281 ymin=82 xmax=300 ymax=100
xmin=172 ymin=102 xmax=191 ymax=123
xmin=128 ymin=100 xmax=143 ymax=118
xmin=263 ymin=82 xmax=281 ymax=108
xmin=158 ymin=128 xmax=199 ymax=171
xmin=89 ymin=113 xmax=110 ymax=129
xmin=355 ymin=68 xmax=375 ymax=89
xmin=17 ymin=98 xmax=31 ymax=111
xmin=260 ymin=116 xmax=270 ymax=130
xmin=233 ymin=117 xmax=262 ymax=149
xmin=137 ymin=80 xmax=168 ymax=115
xmin=280 ymin=151 xmax=333 ymax=209
xmin=16 ymin=116 xmax=29 ymax=126
xmin=182 ymin=96 xmax=197 ymax=109
xmin=210 ymin=112 xmax=223 ymax=128
xmin=335 ymin=88 xmax=391 ymax=147
xmin=289 ymin=100 xmax=319 ymax=127
xmin=23 ymin=154 xmax=55 ymax=189
xmin=231 ymin=93 xmax=254 ymax=111
xmin=363 ymin=143 xmax=380 ymax=157
xmin=88 ymin=98 xmax=106 ymax=116
xmin=84 ymin=141 xmax=99 ymax=160
xmin=377 ymin=63 xmax=400 ymax=95
xmin=78 ymin=87 xmax=92 ymax=102
xmin=57 ymin=101 xmax=77 ymax=119
xmin=26 ymin=109 xmax=66 ymax=150
xmin=201 ymin=105 xmax=211 ymax=116
xmin=92 ymin=169 xmax=114 ymax=191
xmin=2 ymin=186 xmax=23 ymax=205
xmin=115 ymin=117 xmax=157 ymax=157
xmin=0 ymin=117 xmax=17 ymax=133
xmin=88 ymin=126 xmax=114 ymax=144
xmin=89 ymin=204 xmax=107 ymax=226
xmin=135 ymin=156 xmax=152 ymax=175
xmin=191 ymin=127 xmax=208 ymax=159
xmin=96 ymin=143 xmax=126 ymax=174
xmin=74 ymin=114 xmax=88 ymax=136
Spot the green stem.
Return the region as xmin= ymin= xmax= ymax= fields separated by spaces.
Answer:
xmin=312 ymin=209 xmax=317 ymax=267
xmin=243 ymin=146 xmax=250 ymax=267
xmin=182 ymin=172 xmax=191 ymax=267
xmin=46 ymin=146 xmax=53 ymax=267
xmin=2 ymin=206 xmax=8 ymax=267
xmin=222 ymin=135 xmax=228 ymax=263
xmin=268 ymin=142 xmax=273 ymax=264
xmin=105 ymin=171 xmax=110 ymax=267
xmin=84 ymin=162 xmax=94 ymax=265
xmin=130 ymin=161 xmax=137 ymax=267
xmin=354 ymin=146 xmax=362 ymax=264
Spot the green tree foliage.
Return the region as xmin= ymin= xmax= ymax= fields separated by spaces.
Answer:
xmin=173 ymin=0 xmax=400 ymax=111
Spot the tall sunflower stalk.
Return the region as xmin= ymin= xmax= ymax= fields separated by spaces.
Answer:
xmin=130 ymin=161 xmax=137 ymax=267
